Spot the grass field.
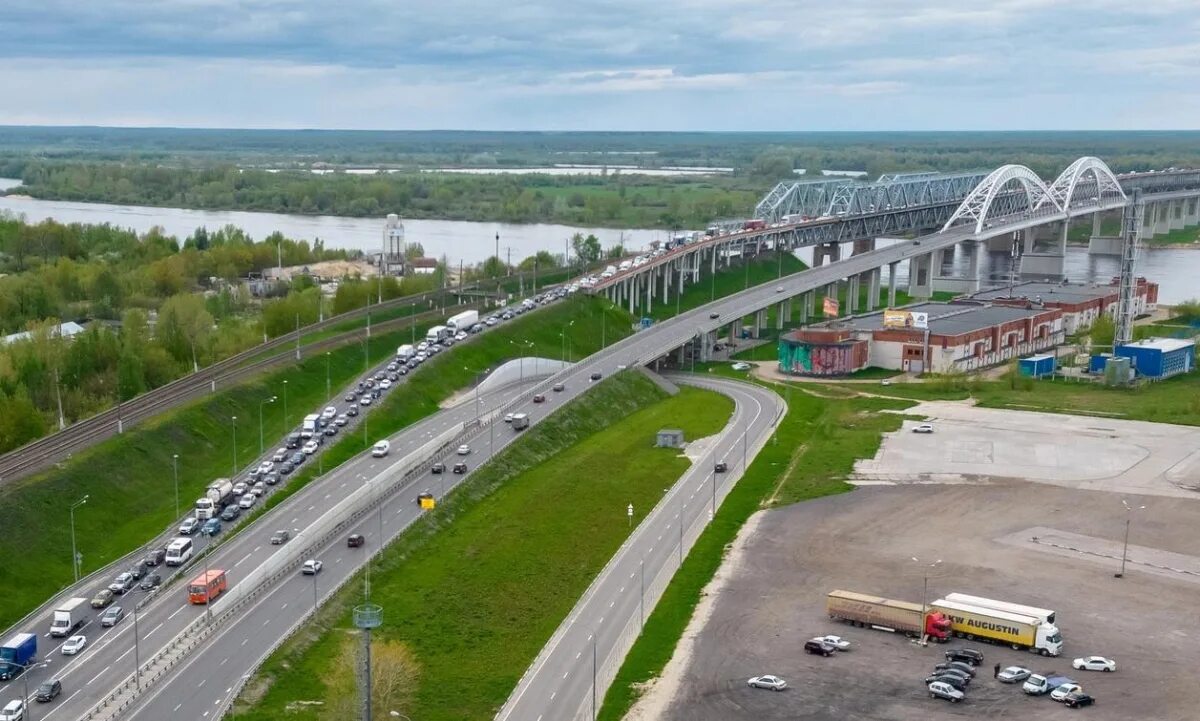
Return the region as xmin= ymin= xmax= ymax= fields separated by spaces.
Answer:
xmin=597 ymin=375 xmax=914 ymax=720
xmin=236 ymin=372 xmax=734 ymax=721
xmin=647 ymin=252 xmax=809 ymax=323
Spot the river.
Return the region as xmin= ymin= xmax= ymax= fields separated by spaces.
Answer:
xmin=0 ymin=179 xmax=1195 ymax=304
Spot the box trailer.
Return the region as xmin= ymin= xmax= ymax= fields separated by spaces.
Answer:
xmin=930 ymin=598 xmax=1062 ymax=656
xmin=941 ymin=592 xmax=1056 ymax=625
xmin=826 ymin=590 xmax=950 ymax=641
xmin=446 ymin=310 xmax=478 ymax=333
xmin=50 ymin=598 xmax=89 ymax=637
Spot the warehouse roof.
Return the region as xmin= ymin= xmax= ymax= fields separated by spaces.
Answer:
xmin=798 ymin=302 xmax=1052 ymax=338
xmin=969 ymin=281 xmax=1118 ymax=304
xmin=1118 ymin=337 xmax=1194 ymax=353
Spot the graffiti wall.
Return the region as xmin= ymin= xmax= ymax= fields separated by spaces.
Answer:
xmin=778 ymin=340 xmax=867 ymax=376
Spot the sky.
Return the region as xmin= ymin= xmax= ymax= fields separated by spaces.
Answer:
xmin=2 ymin=0 xmax=1198 ymax=130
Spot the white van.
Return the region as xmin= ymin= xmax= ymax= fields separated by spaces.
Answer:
xmin=194 ymin=498 xmax=216 ymax=520
xmin=165 ymin=537 xmax=194 ymax=566
xmin=301 ymin=413 xmax=320 ymax=439
xmin=372 ymin=440 xmax=390 ymax=458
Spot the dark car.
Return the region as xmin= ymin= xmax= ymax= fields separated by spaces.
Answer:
xmin=34 ymin=678 xmax=62 ymax=702
xmin=263 ymin=472 xmax=280 ymax=486
xmin=708 ymin=312 xmax=720 ymax=319
xmin=925 ymin=672 xmax=969 ymax=691
xmin=804 ymin=640 xmax=835 ymax=657
xmin=347 ymin=534 xmax=365 ymax=548
xmin=139 ymin=573 xmax=162 ymax=591
xmin=270 ymin=530 xmax=290 ymax=545
xmin=346 ymin=405 xmax=359 ymax=417
xmin=1064 ymin=691 xmax=1095 ymax=709
xmin=144 ymin=547 xmax=167 ymax=567
xmin=279 ymin=461 xmax=295 ymax=475
xmin=453 ymin=461 xmax=467 ymax=474
xmin=945 ymin=648 xmax=984 ymax=666
xmin=714 ymin=462 xmax=728 ymax=473
xmin=220 ymin=505 xmax=242 ymax=521
xmin=371 ymin=388 xmax=382 ymax=399
xmin=286 ymin=432 xmax=302 ymax=449
xmin=934 ymin=661 xmax=976 ymax=678
xmin=388 ymin=372 xmax=399 ymax=382
xmin=590 ymin=372 xmax=602 ymax=381
xmin=533 ymin=394 xmax=546 ymax=403
xmin=127 ymin=564 xmax=145 ymax=580
xmin=201 ymin=518 xmax=222 ymax=536
xmin=431 ymin=462 xmax=445 ymax=474
xmin=931 ymin=668 xmax=972 ymax=685
xmin=344 ymin=392 xmax=357 ymax=402
xmin=324 ymin=425 xmax=339 ymax=437
xmin=415 ymin=491 xmax=434 ymax=507
xmin=290 ymin=451 xmax=306 ymax=465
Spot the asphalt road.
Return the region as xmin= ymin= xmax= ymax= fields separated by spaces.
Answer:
xmin=497 ymin=375 xmax=785 ymax=721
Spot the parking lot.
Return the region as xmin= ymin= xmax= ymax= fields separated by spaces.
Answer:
xmin=653 ymin=480 xmax=1200 ymax=721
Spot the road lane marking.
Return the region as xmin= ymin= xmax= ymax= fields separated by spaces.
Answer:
xmin=281 ymin=603 xmax=288 ymax=610
xmin=198 ymin=678 xmax=207 ymax=688
xmin=307 ymin=505 xmax=315 ymax=511
xmin=144 ymin=622 xmax=164 ymax=638
xmin=174 ymin=703 xmax=182 ymax=712
xmin=234 ymin=552 xmax=254 ymax=567
xmin=221 ymin=657 xmax=229 ymax=666
xmin=242 ymin=638 xmax=249 ymax=646
xmin=168 ymin=605 xmax=187 ymax=621
xmin=86 ymin=667 xmax=110 ymax=685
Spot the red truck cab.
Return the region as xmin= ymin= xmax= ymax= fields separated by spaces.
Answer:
xmin=925 ymin=610 xmax=952 ymax=641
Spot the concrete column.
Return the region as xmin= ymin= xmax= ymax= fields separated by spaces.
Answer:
xmin=1092 ymin=211 xmax=1101 ymax=236
xmin=728 ymin=321 xmax=738 ymax=343
xmin=804 ymin=292 xmax=815 ymax=322
xmin=645 ymin=269 xmax=652 ymax=315
xmin=1187 ymin=198 xmax=1200 ymax=225
xmin=776 ymin=301 xmax=785 ymax=330
xmin=888 ymin=262 xmax=898 ymax=308
xmin=866 ymin=268 xmax=881 ymax=311
xmin=753 ymin=309 xmax=767 ymax=338
xmin=909 ymin=253 xmax=933 ymax=299
xmin=847 ymin=276 xmax=859 ymax=314
xmin=676 ymin=344 xmax=686 ymax=365
xmin=627 ymin=278 xmax=635 ymax=314
xmin=1022 ymin=230 xmax=1035 ymax=255
xmin=1169 ymin=200 xmax=1186 ymax=231
xmin=1155 ymin=201 xmax=1172 ymax=236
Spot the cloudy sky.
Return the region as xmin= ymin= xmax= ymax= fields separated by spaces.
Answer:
xmin=2 ymin=0 xmax=1198 ymax=130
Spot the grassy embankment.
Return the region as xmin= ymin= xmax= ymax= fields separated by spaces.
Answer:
xmin=597 ymin=371 xmax=915 ymax=720
xmin=0 ymin=296 xmax=631 ymax=631
xmin=235 ymin=372 xmax=733 ymax=721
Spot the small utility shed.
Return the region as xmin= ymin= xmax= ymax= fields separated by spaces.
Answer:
xmin=1115 ymin=337 xmax=1195 ymax=380
xmin=656 ymin=429 xmax=685 ymax=448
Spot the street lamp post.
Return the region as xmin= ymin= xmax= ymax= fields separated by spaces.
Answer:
xmin=172 ymin=453 xmax=180 ymax=519
xmin=282 ymin=380 xmax=289 ymax=431
xmin=259 ymin=396 xmax=276 ymax=455
xmin=231 ymin=415 xmax=238 ymax=475
xmin=911 ymin=557 xmax=942 ymax=645
xmin=1116 ymin=499 xmax=1146 ymax=578
xmin=133 ymin=603 xmax=142 ymax=690
xmin=325 ymin=352 xmax=331 ymax=399
xmin=69 ymin=495 xmax=89 ymax=582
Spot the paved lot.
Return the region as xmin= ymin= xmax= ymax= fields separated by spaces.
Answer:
xmin=658 ymin=482 xmax=1200 ymax=721
xmin=853 ymin=401 xmax=1200 ymax=497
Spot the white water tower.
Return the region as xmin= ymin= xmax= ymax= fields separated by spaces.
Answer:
xmin=382 ymin=213 xmax=406 ymax=275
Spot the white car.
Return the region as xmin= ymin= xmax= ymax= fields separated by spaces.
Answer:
xmin=747 ymin=675 xmax=787 ymax=691
xmin=238 ymin=493 xmax=256 ymax=509
xmin=811 ymin=635 xmax=850 ymax=651
xmin=504 ymin=413 xmax=515 ymax=423
xmin=997 ymin=666 xmax=1032 ymax=684
xmin=302 ymin=440 xmax=320 ymax=455
xmin=321 ymin=406 xmax=337 ymax=420
xmin=301 ymin=559 xmax=323 ymax=575
xmin=455 ymin=332 xmax=467 ymax=341
xmin=380 ymin=379 xmax=392 ymax=390
xmin=1051 ymin=683 xmax=1083 ymax=702
xmin=360 ymin=396 xmax=373 ymax=406
xmin=61 ymin=635 xmax=87 ymax=655
xmin=928 ymin=680 xmax=964 ymax=702
xmin=258 ymin=460 xmax=274 ymax=474
xmin=1073 ymin=656 xmax=1116 ymax=672
xmin=731 ymin=362 xmax=751 ymax=371
xmin=912 ymin=423 xmax=934 ymax=434
xmin=0 ymin=700 xmax=25 ymax=721
xmin=272 ymin=448 xmax=288 ymax=462
xmin=456 ymin=444 xmax=471 ymax=455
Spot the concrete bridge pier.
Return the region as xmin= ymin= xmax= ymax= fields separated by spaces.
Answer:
xmin=753 ymin=308 xmax=767 ymax=338
xmin=908 ymin=252 xmax=933 ymax=299
xmin=813 ymin=242 xmax=842 ymax=267
xmin=1169 ymin=199 xmax=1186 ymax=231
xmin=846 ymin=275 xmax=860 ymax=314
xmin=932 ymin=240 xmax=984 ymax=295
xmin=986 ymin=235 xmax=1013 ymax=252
xmin=1021 ymin=222 xmax=1068 ymax=280
xmin=1154 ymin=201 xmax=1172 ymax=236
xmin=866 ymin=268 xmax=881 ymax=311
xmin=776 ymin=301 xmax=786 ymax=330
xmin=887 ymin=262 xmax=899 ymax=308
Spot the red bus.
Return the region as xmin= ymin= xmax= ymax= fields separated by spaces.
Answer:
xmin=188 ymin=569 xmax=228 ymax=604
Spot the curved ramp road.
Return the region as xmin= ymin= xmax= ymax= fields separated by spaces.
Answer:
xmin=495 ymin=376 xmax=784 ymax=721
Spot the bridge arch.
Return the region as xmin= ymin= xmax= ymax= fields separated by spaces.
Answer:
xmin=1040 ymin=156 xmax=1126 ymax=211
xmin=942 ymin=164 xmax=1060 ymax=233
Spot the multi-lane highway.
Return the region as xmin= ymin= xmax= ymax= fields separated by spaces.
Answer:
xmin=497 ymin=375 xmax=785 ymax=721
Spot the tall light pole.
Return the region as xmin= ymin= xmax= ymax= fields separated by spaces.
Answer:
xmin=172 ymin=453 xmax=180 ymax=519
xmin=282 ymin=379 xmax=289 ymax=431
xmin=231 ymin=415 xmax=238 ymax=475
xmin=911 ymin=556 xmax=942 ymax=644
xmin=133 ymin=602 xmax=142 ymax=690
xmin=325 ymin=352 xmax=332 ymax=399
xmin=1116 ymin=499 xmax=1146 ymax=578
xmin=259 ymin=396 xmax=277 ymax=454
xmin=69 ymin=495 xmax=89 ymax=582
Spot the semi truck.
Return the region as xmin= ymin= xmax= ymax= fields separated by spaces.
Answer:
xmin=0 ymin=632 xmax=36 ymax=680
xmin=195 ymin=478 xmax=234 ymax=518
xmin=396 ymin=344 xmax=415 ymax=362
xmin=930 ymin=598 xmax=1062 ymax=656
xmin=49 ymin=598 xmax=89 ymax=637
xmin=942 ymin=592 xmax=1056 ymax=625
xmin=446 ymin=310 xmax=478 ymax=333
xmin=426 ymin=325 xmax=450 ymax=344
xmin=826 ymin=590 xmax=951 ymax=641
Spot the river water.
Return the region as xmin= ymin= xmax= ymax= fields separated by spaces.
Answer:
xmin=1 ymin=179 xmax=1195 ymax=304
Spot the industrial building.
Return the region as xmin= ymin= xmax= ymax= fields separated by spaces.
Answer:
xmin=1114 ymin=338 xmax=1195 ymax=380
xmin=966 ymin=279 xmax=1158 ymax=335
xmin=779 ymin=301 xmax=1064 ymax=375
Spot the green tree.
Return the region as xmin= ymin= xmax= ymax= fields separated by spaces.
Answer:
xmin=518 ymin=250 xmax=559 ymax=271
xmin=571 ymin=233 xmax=602 ymax=264
xmin=0 ymin=387 xmax=47 ymax=452
xmin=156 ymin=294 xmax=214 ymax=369
xmin=117 ymin=349 xmax=146 ymax=400
xmin=404 ymin=243 xmax=426 ymax=260
xmin=480 ymin=256 xmax=507 ymax=278
xmin=1088 ymin=313 xmax=1116 ymax=349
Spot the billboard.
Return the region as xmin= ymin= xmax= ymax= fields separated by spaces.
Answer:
xmin=822 ymin=296 xmax=840 ymax=318
xmin=883 ymin=309 xmax=928 ymax=330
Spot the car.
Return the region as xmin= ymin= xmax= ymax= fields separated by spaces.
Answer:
xmin=286 ymin=432 xmax=302 ymax=449
xmin=775 ymin=286 xmax=784 ymax=293
xmin=301 ymin=559 xmax=323 ymax=575
xmin=380 ymin=379 xmax=392 ymax=390
xmin=944 ymin=648 xmax=983 ymax=666
xmin=934 ymin=661 xmax=976 ymax=677
xmin=431 ymin=462 xmax=445 ymax=474
xmin=504 ymin=413 xmax=515 ymax=423
xmin=925 ymin=672 xmax=968 ymax=691
xmin=731 ymin=361 xmax=751 ymax=371
xmin=322 ymin=405 xmax=337 ymax=419
xmin=232 ymin=481 xmax=249 ymax=496
xmin=144 ymin=548 xmax=167 ymax=567
xmin=258 ymin=460 xmax=275 ymax=474
xmin=746 ymin=674 xmax=787 ymax=691
xmin=453 ymin=462 xmax=467 ymax=474
xmin=927 ymin=680 xmax=964 ymax=703
xmin=238 ymin=493 xmax=256 ymax=509
xmin=34 ymin=678 xmax=62 ymax=703
xmin=272 ymin=448 xmax=288 ymax=462
xmin=415 ymin=491 xmax=434 ymax=507
xmin=100 ymin=606 xmax=125 ymax=627
xmin=324 ymin=425 xmax=339 ymax=437
xmin=386 ymin=362 xmax=398 ymax=372
xmin=880 ymin=379 xmax=893 ymax=386
xmin=397 ymin=366 xmax=408 ymax=376
xmin=108 ymin=572 xmax=135 ymax=594
xmin=997 ymin=666 xmax=1032 ymax=684
xmin=303 ymin=439 xmax=320 ymax=455
xmin=347 ymin=534 xmax=365 ymax=548
xmin=0 ymin=700 xmax=26 ymax=720
xmin=714 ymin=461 xmax=728 ymax=473
xmin=335 ymin=414 xmax=348 ymax=427
xmin=1073 ymin=656 xmax=1116 ymax=672
xmin=1064 ymin=691 xmax=1095 ymax=708
xmin=803 ymin=639 xmax=835 ymax=656
xmin=220 ymin=506 xmax=241 ymax=525
xmin=455 ymin=332 xmax=467 ymax=341
xmin=552 ymin=383 xmax=565 ymax=392
xmin=263 ymin=472 xmax=280 ymax=486
xmin=370 ymin=388 xmax=382 ymax=399
xmin=708 ymin=312 xmax=720 ymax=319
xmin=279 ymin=461 xmax=295 ymax=476
xmin=1052 ymin=683 xmax=1083 ymax=702
xmin=930 ymin=667 xmax=972 ymax=685
xmin=201 ymin=518 xmax=222 ymax=536
xmin=251 ymin=480 xmax=267 ymax=496
xmin=139 ymin=573 xmax=161 ymax=591
xmin=61 ymin=635 xmax=87 ymax=655
xmin=812 ymin=635 xmax=850 ymax=651
xmin=533 ymin=394 xmax=545 ymax=403
xmin=270 ymin=530 xmax=290 ymax=545
xmin=457 ymin=444 xmax=471 ymax=455
xmin=590 ymin=372 xmax=602 ymax=381
xmin=912 ymin=423 xmax=935 ymax=434
xmin=360 ymin=396 xmax=373 ymax=406
xmin=290 ymin=451 xmax=306 ymax=465
xmin=345 ymin=405 xmax=358 ymax=417
xmin=248 ymin=466 xmax=262 ymax=480
xmin=178 ymin=516 xmax=201 ymax=535
xmin=344 ymin=392 xmax=357 ymax=402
